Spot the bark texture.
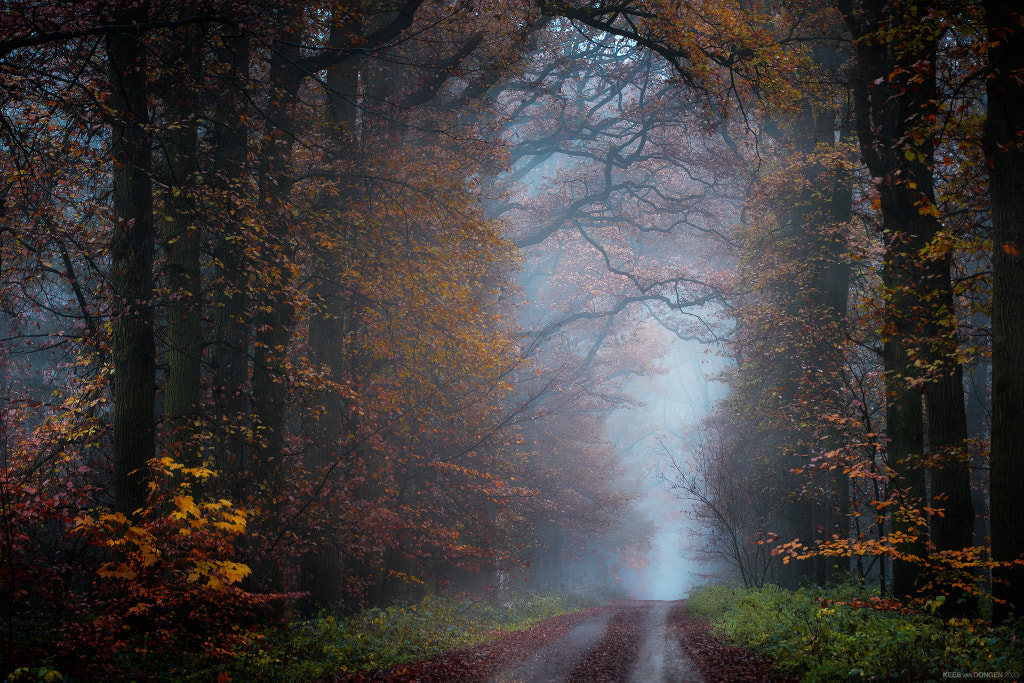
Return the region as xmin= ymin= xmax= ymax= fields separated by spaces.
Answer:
xmin=983 ymin=0 xmax=1024 ymax=623
xmin=107 ymin=7 xmax=156 ymax=518
xmin=160 ymin=15 xmax=203 ymax=470
xmin=840 ymin=0 xmax=974 ymax=605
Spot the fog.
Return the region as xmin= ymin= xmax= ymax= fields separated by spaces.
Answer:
xmin=2 ymin=7 xmax=1008 ymax=678
xmin=492 ymin=35 xmax=744 ymax=595
xmin=611 ymin=333 xmax=729 ymax=599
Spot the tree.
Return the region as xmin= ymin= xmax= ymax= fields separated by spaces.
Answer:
xmin=983 ymin=0 xmax=1024 ymax=622
xmin=106 ymin=2 xmax=156 ymax=519
xmin=729 ymin=127 xmax=859 ymax=589
xmin=838 ymin=0 xmax=978 ymax=612
xmin=667 ymin=413 xmax=779 ymax=588
xmin=158 ymin=6 xmax=203 ymax=470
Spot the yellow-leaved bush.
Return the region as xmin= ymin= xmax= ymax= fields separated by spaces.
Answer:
xmin=73 ymin=455 xmax=251 ymax=594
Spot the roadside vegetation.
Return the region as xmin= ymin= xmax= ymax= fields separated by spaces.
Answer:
xmin=229 ymin=592 xmax=603 ymax=681
xmin=6 ymin=592 xmax=602 ymax=682
xmin=685 ymin=583 xmax=1024 ymax=680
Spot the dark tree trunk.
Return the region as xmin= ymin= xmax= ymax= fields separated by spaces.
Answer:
xmin=300 ymin=34 xmax=361 ymax=610
xmin=769 ymin=107 xmax=853 ymax=589
xmin=816 ymin=113 xmax=856 ymax=586
xmin=880 ymin=274 xmax=927 ymax=599
xmin=841 ymin=0 xmax=973 ymax=607
xmin=107 ymin=8 xmax=156 ymax=519
xmin=983 ymin=0 xmax=1024 ymax=624
xmin=249 ymin=5 xmax=302 ymax=592
xmin=209 ymin=27 xmax=251 ymax=494
xmin=159 ymin=14 xmax=202 ymax=470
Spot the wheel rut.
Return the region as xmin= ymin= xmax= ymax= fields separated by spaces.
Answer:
xmin=490 ymin=611 xmax=612 ymax=682
xmin=492 ymin=599 xmax=705 ymax=682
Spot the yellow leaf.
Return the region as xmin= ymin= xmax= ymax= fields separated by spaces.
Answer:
xmin=98 ymin=562 xmax=137 ymax=580
xmin=217 ymin=561 xmax=251 ymax=584
xmin=173 ymin=495 xmax=201 ymax=520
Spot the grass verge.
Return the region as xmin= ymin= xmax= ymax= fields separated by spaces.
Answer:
xmin=685 ymin=582 xmax=1024 ymax=680
xmin=209 ymin=591 xmax=603 ymax=681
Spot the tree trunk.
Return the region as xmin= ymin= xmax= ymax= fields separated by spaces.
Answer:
xmin=107 ymin=7 xmax=156 ymax=519
xmin=300 ymin=39 xmax=361 ymax=610
xmin=249 ymin=6 xmax=302 ymax=592
xmin=841 ymin=0 xmax=973 ymax=607
xmin=159 ymin=14 xmax=202 ymax=470
xmin=880 ymin=282 xmax=926 ymax=599
xmin=769 ymin=107 xmax=853 ymax=589
xmin=983 ymin=0 xmax=1024 ymax=623
xmin=817 ymin=114 xmax=856 ymax=586
xmin=209 ymin=27 xmax=251 ymax=495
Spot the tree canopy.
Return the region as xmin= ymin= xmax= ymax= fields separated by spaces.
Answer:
xmin=0 ymin=0 xmax=1022 ymax=676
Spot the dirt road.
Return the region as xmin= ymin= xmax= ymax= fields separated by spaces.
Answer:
xmin=360 ymin=599 xmax=770 ymax=682
xmin=491 ymin=600 xmax=704 ymax=682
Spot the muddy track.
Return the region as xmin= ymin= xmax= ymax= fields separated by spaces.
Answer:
xmin=343 ymin=599 xmax=771 ymax=682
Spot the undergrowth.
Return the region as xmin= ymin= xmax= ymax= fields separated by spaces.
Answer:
xmin=209 ymin=591 xmax=602 ymax=681
xmin=8 ymin=591 xmax=603 ymax=681
xmin=686 ymin=583 xmax=1024 ymax=681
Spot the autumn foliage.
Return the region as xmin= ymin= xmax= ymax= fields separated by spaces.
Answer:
xmin=0 ymin=1 xmax=643 ymax=675
xmin=662 ymin=0 xmax=1024 ymax=631
xmin=1 ymin=0 xmax=1023 ymax=678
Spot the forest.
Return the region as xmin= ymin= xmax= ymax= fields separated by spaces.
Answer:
xmin=0 ymin=0 xmax=1022 ymax=679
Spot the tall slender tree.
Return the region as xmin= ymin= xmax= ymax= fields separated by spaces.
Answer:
xmin=158 ymin=8 xmax=203 ymax=470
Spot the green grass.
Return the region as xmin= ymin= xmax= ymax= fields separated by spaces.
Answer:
xmin=210 ymin=591 xmax=602 ymax=681
xmin=7 ymin=591 xmax=605 ymax=681
xmin=685 ymin=582 xmax=1024 ymax=681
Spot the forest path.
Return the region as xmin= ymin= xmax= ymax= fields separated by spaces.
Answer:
xmin=358 ymin=599 xmax=769 ymax=681
xmin=628 ymin=601 xmax=705 ymax=682
xmin=490 ymin=600 xmax=704 ymax=682
xmin=490 ymin=610 xmax=612 ymax=681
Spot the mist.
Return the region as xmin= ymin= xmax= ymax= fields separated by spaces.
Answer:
xmin=504 ymin=153 xmax=737 ymax=596
xmin=611 ymin=333 xmax=730 ymax=600
xmin=3 ymin=2 xmax=1014 ymax=678
xmin=493 ymin=24 xmax=743 ymax=597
